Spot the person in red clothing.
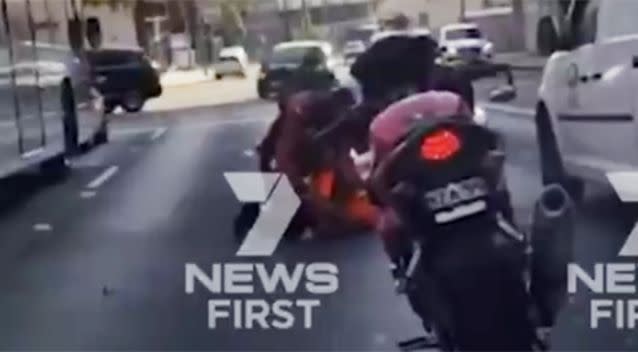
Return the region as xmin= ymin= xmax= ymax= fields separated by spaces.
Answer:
xmin=258 ymin=88 xmax=378 ymax=238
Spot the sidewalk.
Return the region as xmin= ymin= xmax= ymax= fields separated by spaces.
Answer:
xmin=493 ymin=52 xmax=547 ymax=71
xmin=160 ymin=69 xmax=215 ymax=88
xmin=159 ymin=64 xmax=261 ymax=88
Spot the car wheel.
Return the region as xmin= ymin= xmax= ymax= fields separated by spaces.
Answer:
xmin=104 ymin=100 xmax=117 ymax=114
xmin=535 ymin=102 xmax=585 ymax=202
xmin=122 ymin=91 xmax=145 ymax=113
xmin=61 ymin=78 xmax=79 ymax=156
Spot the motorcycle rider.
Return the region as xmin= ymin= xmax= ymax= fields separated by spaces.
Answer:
xmin=259 ymin=88 xmax=378 ymax=237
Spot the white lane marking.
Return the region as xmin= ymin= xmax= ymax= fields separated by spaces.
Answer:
xmin=373 ymin=333 xmax=388 ymax=346
xmin=179 ymin=117 xmax=273 ymax=132
xmin=80 ymin=191 xmax=97 ymax=199
xmin=87 ymin=166 xmax=119 ymax=189
xmin=21 ymin=147 xmax=44 ymax=159
xmin=242 ymin=149 xmax=256 ymax=157
xmin=111 ymin=127 xmax=157 ymax=137
xmin=110 ymin=117 xmax=269 ymax=138
xmin=150 ymin=127 xmax=167 ymax=141
xmin=479 ymin=102 xmax=534 ymax=116
xmin=33 ymin=223 xmax=53 ymax=232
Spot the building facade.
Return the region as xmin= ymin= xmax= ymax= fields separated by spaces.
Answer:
xmin=376 ymin=0 xmax=510 ymax=30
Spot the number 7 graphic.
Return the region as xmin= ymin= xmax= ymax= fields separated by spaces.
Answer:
xmin=607 ymin=172 xmax=638 ymax=256
xmin=225 ymin=172 xmax=301 ymax=257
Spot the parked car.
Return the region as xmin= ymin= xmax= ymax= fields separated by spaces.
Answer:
xmin=214 ymin=46 xmax=249 ymax=79
xmin=534 ymin=0 xmax=638 ymax=201
xmin=0 ymin=8 xmax=108 ymax=181
xmin=257 ymin=41 xmax=337 ymax=99
xmin=87 ymin=48 xmax=162 ymax=113
xmin=439 ymin=23 xmax=494 ymax=64
xmin=370 ymin=27 xmax=432 ymax=43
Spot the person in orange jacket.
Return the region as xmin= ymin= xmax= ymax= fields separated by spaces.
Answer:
xmin=258 ymin=88 xmax=379 ymax=238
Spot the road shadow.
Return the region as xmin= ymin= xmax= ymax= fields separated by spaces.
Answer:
xmin=0 ymin=171 xmax=68 ymax=218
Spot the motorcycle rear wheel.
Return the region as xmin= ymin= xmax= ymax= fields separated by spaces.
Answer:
xmin=411 ymin=228 xmax=536 ymax=351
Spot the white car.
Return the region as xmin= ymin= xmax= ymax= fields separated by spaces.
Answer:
xmin=535 ymin=0 xmax=638 ymax=200
xmin=214 ymin=46 xmax=249 ymax=79
xmin=371 ymin=27 xmax=432 ymax=43
xmin=343 ymin=40 xmax=366 ymax=62
xmin=439 ymin=23 xmax=493 ymax=64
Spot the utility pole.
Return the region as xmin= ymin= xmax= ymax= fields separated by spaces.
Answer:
xmin=511 ymin=0 xmax=526 ymax=51
xmin=178 ymin=0 xmax=194 ymax=67
xmin=459 ymin=0 xmax=466 ymax=22
xmin=301 ymin=0 xmax=310 ymax=38
xmin=281 ymin=0 xmax=293 ymax=41
xmin=43 ymin=0 xmax=54 ymax=42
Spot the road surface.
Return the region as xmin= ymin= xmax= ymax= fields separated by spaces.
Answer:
xmin=0 ymin=85 xmax=636 ymax=350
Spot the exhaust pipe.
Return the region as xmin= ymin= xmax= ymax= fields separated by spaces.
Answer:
xmin=530 ymin=183 xmax=574 ymax=327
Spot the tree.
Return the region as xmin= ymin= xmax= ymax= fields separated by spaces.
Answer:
xmin=218 ymin=0 xmax=250 ymax=45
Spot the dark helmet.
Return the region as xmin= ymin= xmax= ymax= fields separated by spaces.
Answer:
xmin=350 ymin=34 xmax=438 ymax=100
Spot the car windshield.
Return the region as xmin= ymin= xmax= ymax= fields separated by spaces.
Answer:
xmin=219 ymin=56 xmax=239 ymax=62
xmin=445 ymin=28 xmax=482 ymax=40
xmin=269 ymin=46 xmax=325 ymax=66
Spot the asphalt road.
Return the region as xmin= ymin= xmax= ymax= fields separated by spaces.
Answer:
xmin=0 ymin=94 xmax=636 ymax=350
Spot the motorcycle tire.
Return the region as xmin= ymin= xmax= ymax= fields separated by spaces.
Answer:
xmin=412 ymin=226 xmax=536 ymax=351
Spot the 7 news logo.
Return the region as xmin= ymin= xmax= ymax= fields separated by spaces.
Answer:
xmin=567 ymin=172 xmax=638 ymax=330
xmin=184 ymin=172 xmax=338 ymax=330
xmin=224 ymin=172 xmax=301 ymax=256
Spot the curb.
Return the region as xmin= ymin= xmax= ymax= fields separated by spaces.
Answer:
xmin=479 ymin=101 xmax=534 ymax=117
xmin=160 ymin=78 xmax=214 ymax=88
xmin=145 ymin=97 xmax=267 ymax=115
xmin=160 ymin=73 xmax=216 ymax=88
xmin=493 ymin=62 xmax=544 ymax=72
xmin=510 ymin=65 xmax=544 ymax=72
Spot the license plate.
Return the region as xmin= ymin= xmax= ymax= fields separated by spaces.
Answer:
xmin=433 ymin=200 xmax=487 ymax=224
xmin=424 ymin=177 xmax=489 ymax=223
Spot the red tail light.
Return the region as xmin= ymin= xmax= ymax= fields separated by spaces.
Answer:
xmin=420 ymin=129 xmax=461 ymax=161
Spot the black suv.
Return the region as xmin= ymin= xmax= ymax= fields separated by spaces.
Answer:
xmin=88 ymin=49 xmax=162 ymax=113
xmin=257 ymin=41 xmax=337 ymax=99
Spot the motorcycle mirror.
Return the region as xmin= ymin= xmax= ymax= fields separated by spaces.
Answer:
xmin=489 ymin=85 xmax=517 ymax=103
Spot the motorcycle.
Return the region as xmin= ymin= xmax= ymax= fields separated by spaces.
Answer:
xmin=233 ymin=141 xmax=379 ymax=242
xmin=381 ymin=117 xmax=546 ymax=351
